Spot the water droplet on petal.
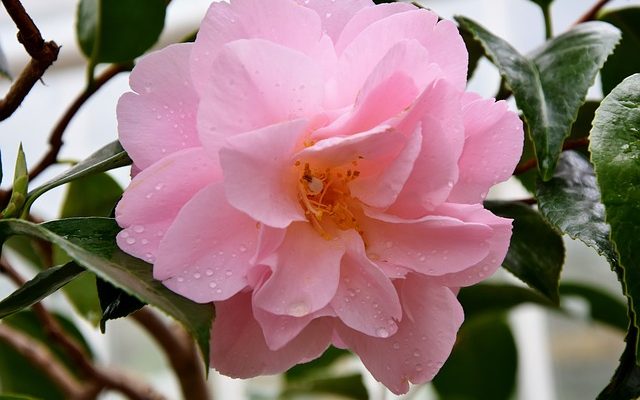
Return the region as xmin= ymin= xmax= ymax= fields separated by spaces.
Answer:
xmin=225 ymin=270 xmax=233 ymax=277
xmin=393 ymin=342 xmax=400 ymax=350
xmin=126 ymin=237 xmax=136 ymax=245
xmin=205 ymin=269 xmax=213 ymax=276
xmin=193 ymin=273 xmax=201 ymax=279
xmin=133 ymin=225 xmax=145 ymax=233
xmin=209 ymin=282 xmax=218 ymax=289
xmin=376 ymin=328 xmax=390 ymax=338
xmin=288 ymin=302 xmax=309 ymax=317
xmin=141 ymin=239 xmax=149 ymax=245
xmin=120 ymin=231 xmax=129 ymax=238
xmin=385 ymin=241 xmax=393 ymax=249
xmin=239 ymin=245 xmax=247 ymax=253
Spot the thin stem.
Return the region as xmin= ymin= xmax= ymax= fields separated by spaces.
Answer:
xmin=514 ymin=136 xmax=589 ymax=175
xmin=133 ymin=308 xmax=211 ymax=400
xmin=574 ymin=0 xmax=612 ymax=26
xmin=542 ymin=4 xmax=553 ymax=39
xmin=0 ymin=0 xmax=60 ymax=121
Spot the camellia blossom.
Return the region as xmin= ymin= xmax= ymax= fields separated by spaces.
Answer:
xmin=115 ymin=0 xmax=523 ymax=394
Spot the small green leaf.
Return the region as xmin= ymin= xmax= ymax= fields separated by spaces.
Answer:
xmin=1 ymin=145 xmax=28 ymax=218
xmin=458 ymin=283 xmax=555 ymax=320
xmin=76 ymin=0 xmax=166 ymax=65
xmin=433 ymin=314 xmax=518 ymax=400
xmin=537 ymin=151 xmax=618 ymax=266
xmin=590 ymin=73 xmax=640 ymax=361
xmin=560 ymin=283 xmax=628 ymax=331
xmin=457 ymin=17 xmax=620 ymax=179
xmin=0 ymin=217 xmax=213 ymax=367
xmin=0 ymin=262 xmax=85 ymax=320
xmin=286 ymin=346 xmax=350 ymax=382
xmin=486 ymin=201 xmax=565 ymax=303
xmin=25 ymin=141 xmax=131 ymax=213
xmin=282 ymin=374 xmax=368 ymax=400
xmin=599 ymin=8 xmax=640 ymax=95
xmin=97 ymin=278 xmax=145 ymax=333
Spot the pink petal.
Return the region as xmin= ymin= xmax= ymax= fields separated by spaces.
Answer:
xmin=251 ymin=225 xmax=287 ymax=265
xmin=154 ymin=183 xmax=258 ymax=303
xmin=115 ymin=148 xmax=219 ymax=263
xmin=360 ymin=209 xmax=492 ymax=276
xmin=335 ymin=2 xmax=417 ymax=54
xmin=118 ymin=44 xmax=199 ymax=170
xmin=350 ymin=126 xmax=422 ymax=209
xmin=336 ymin=275 xmax=463 ymax=395
xmin=253 ymin=222 xmax=346 ymax=317
xmin=219 ymin=119 xmax=308 ymax=228
xmin=330 ymin=230 xmax=402 ymax=337
xmin=211 ymin=290 xmax=333 ymax=378
xmin=448 ymin=95 xmax=524 ymax=203
xmin=294 ymin=0 xmax=373 ymax=42
xmin=431 ymin=203 xmax=513 ymax=286
xmin=191 ymin=0 xmax=322 ymax=94
xmin=388 ymin=80 xmax=465 ymax=217
xmin=197 ymin=39 xmax=325 ymax=157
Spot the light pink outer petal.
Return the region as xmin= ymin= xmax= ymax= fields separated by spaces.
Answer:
xmin=153 ymin=183 xmax=258 ymax=303
xmin=448 ymin=94 xmax=524 ymax=203
xmin=333 ymin=10 xmax=466 ymax=107
xmin=118 ymin=43 xmax=199 ymax=170
xmin=211 ymin=291 xmax=333 ymax=378
xmin=115 ymin=148 xmax=219 ymax=263
xmin=219 ymin=119 xmax=308 ymax=228
xmin=191 ymin=0 xmax=322 ymax=94
xmin=330 ymin=230 xmax=401 ymax=337
xmin=431 ymin=203 xmax=513 ymax=287
xmin=361 ymin=209 xmax=492 ymax=276
xmin=335 ymin=2 xmax=417 ymax=54
xmin=198 ymin=39 xmax=325 ymax=157
xmin=253 ymin=222 xmax=345 ymax=317
xmin=336 ymin=275 xmax=463 ymax=395
xmin=294 ymin=0 xmax=373 ymax=42
xmin=389 ymin=80 xmax=465 ymax=216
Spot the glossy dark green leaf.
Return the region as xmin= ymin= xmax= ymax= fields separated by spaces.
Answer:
xmin=560 ymin=283 xmax=628 ymax=331
xmin=76 ymin=0 xmax=166 ymax=64
xmin=537 ymin=151 xmax=617 ymax=266
xmin=1 ymin=145 xmax=28 ymax=218
xmin=528 ymin=0 xmax=553 ymax=7
xmin=590 ymin=73 xmax=640 ymax=361
xmin=486 ymin=201 xmax=565 ymax=303
xmin=457 ymin=17 xmax=620 ymax=180
xmin=460 ymin=26 xmax=484 ymax=80
xmin=600 ymin=8 xmax=640 ymax=95
xmin=0 ymin=311 xmax=92 ymax=399
xmin=433 ymin=314 xmax=517 ymax=400
xmin=0 ymin=262 xmax=85 ymax=320
xmin=458 ymin=283 xmax=555 ymax=321
xmin=597 ymin=324 xmax=640 ymax=400
xmin=97 ymin=278 xmax=145 ymax=333
xmin=282 ymin=374 xmax=368 ymax=400
xmin=25 ymin=141 xmax=131 ymax=213
xmin=56 ymin=172 xmax=123 ymax=325
xmin=0 ymin=217 xmax=213 ymax=367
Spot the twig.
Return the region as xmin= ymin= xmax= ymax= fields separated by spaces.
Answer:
xmin=0 ymin=257 xmax=167 ymax=400
xmin=133 ymin=308 xmax=211 ymax=400
xmin=574 ymin=0 xmax=612 ymax=26
xmin=0 ymin=0 xmax=60 ymax=120
xmin=28 ymin=63 xmax=132 ymax=181
xmin=514 ymin=136 xmax=590 ymax=175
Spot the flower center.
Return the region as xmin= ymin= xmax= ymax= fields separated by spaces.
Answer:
xmin=296 ymin=160 xmax=363 ymax=239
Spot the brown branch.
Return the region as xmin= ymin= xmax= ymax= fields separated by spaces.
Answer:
xmin=28 ymin=63 xmax=132 ymax=181
xmin=133 ymin=308 xmax=211 ymax=400
xmin=514 ymin=136 xmax=590 ymax=175
xmin=574 ymin=0 xmax=612 ymax=26
xmin=0 ymin=258 xmax=167 ymax=400
xmin=0 ymin=0 xmax=60 ymax=120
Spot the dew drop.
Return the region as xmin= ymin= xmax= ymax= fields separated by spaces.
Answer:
xmin=288 ymin=302 xmax=309 ymax=317
xmin=133 ymin=225 xmax=145 ymax=233
xmin=215 ymin=288 xmax=223 ymax=294
xmin=126 ymin=237 xmax=136 ymax=245
xmin=385 ymin=241 xmax=393 ymax=249
xmin=392 ymin=342 xmax=400 ymax=350
xmin=239 ymin=245 xmax=247 ymax=253
xmin=413 ymin=350 xmax=421 ymax=357
xmin=145 ymin=193 xmax=153 ymax=199
xmin=325 ymin=12 xmax=332 ymax=18
xmin=209 ymin=282 xmax=218 ymax=289
xmin=225 ymin=270 xmax=233 ymax=277
xmin=120 ymin=231 xmax=130 ymax=238
xmin=376 ymin=328 xmax=390 ymax=338
xmin=193 ymin=273 xmax=201 ymax=279
xmin=205 ymin=269 xmax=213 ymax=276
xmin=177 ymin=277 xmax=184 ymax=282
xmin=141 ymin=239 xmax=149 ymax=245
xmin=419 ymin=255 xmax=426 ymax=262
xmin=155 ymin=183 xmax=164 ymax=191
xmin=415 ymin=363 xmax=424 ymax=372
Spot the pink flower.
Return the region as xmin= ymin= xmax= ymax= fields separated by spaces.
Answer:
xmin=115 ymin=0 xmax=523 ymax=394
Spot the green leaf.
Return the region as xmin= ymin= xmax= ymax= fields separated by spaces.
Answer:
xmin=597 ymin=325 xmax=640 ymax=400
xmin=97 ymin=278 xmax=145 ymax=333
xmin=282 ymin=374 xmax=368 ymax=400
xmin=457 ymin=17 xmax=620 ymax=179
xmin=458 ymin=283 xmax=555 ymax=321
xmin=537 ymin=151 xmax=618 ymax=266
xmin=590 ymin=73 xmax=640 ymax=361
xmin=0 ymin=395 xmax=42 ymax=400
xmin=1 ymin=145 xmax=28 ymax=218
xmin=460 ymin=26 xmax=484 ymax=80
xmin=0 ymin=217 xmax=213 ymax=367
xmin=560 ymin=283 xmax=628 ymax=331
xmin=25 ymin=141 xmax=131 ymax=213
xmin=486 ymin=201 xmax=565 ymax=304
xmin=433 ymin=314 xmax=517 ymax=400
xmin=76 ymin=0 xmax=166 ymax=65
xmin=0 ymin=262 xmax=85 ymax=320
xmin=599 ymin=8 xmax=640 ymax=95
xmin=56 ymin=172 xmax=123 ymax=325
xmin=286 ymin=346 xmax=350 ymax=382
xmin=0 ymin=311 xmax=92 ymax=399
